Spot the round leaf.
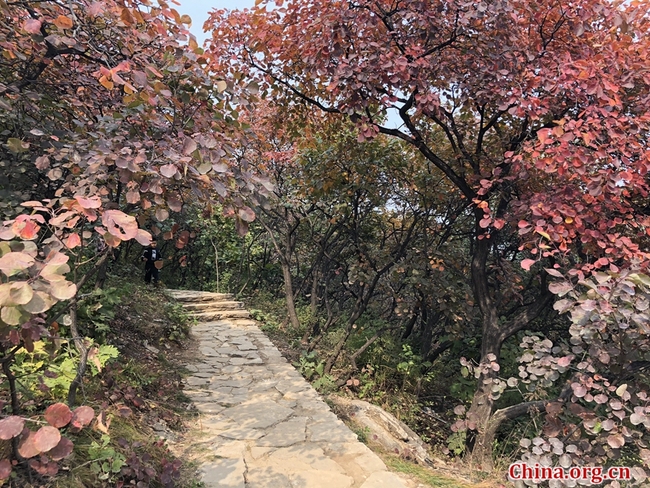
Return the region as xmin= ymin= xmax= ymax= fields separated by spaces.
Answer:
xmin=49 ymin=281 xmax=77 ymax=301
xmin=1 ymin=306 xmax=24 ymax=326
xmin=238 ymin=206 xmax=255 ymax=223
xmin=8 ymin=282 xmax=33 ymax=306
xmin=0 ymin=416 xmax=25 ymax=440
xmin=607 ymin=433 xmax=625 ymax=449
xmin=155 ymin=208 xmax=169 ymax=222
xmin=33 ymin=426 xmax=61 ymax=453
xmin=44 ymin=403 xmax=73 ymax=428
xmin=17 ymin=430 xmax=39 ymax=458
xmin=23 ymin=291 xmax=56 ymax=314
xmin=47 ymin=437 xmax=74 ymax=461
xmin=70 ymin=406 xmax=94 ymax=430
xmin=0 ymin=252 xmax=35 ymax=277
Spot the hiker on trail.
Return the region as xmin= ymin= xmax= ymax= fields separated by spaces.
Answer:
xmin=142 ymin=239 xmax=163 ymax=285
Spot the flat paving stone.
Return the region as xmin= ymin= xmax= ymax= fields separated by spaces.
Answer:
xmin=309 ymin=421 xmax=359 ymax=443
xmin=171 ymin=290 xmax=416 ymax=488
xmin=245 ymin=467 xmax=292 ymax=488
xmin=201 ymin=458 xmax=245 ymax=488
xmin=222 ymin=400 xmax=293 ymax=429
xmin=359 ymin=472 xmax=409 ymax=488
xmin=257 ymin=417 xmax=307 ymax=447
xmin=289 ymin=470 xmax=354 ymax=488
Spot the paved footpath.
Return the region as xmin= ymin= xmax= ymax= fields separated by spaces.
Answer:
xmin=168 ymin=290 xmax=411 ymax=488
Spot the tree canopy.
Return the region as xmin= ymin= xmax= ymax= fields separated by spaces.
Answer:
xmin=206 ymin=0 xmax=650 ymax=475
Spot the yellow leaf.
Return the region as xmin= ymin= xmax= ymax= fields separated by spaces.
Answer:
xmin=536 ymin=229 xmax=551 ymax=240
xmin=53 ymin=15 xmax=74 ymax=30
xmin=216 ymin=80 xmax=227 ymax=93
xmin=121 ymin=8 xmax=134 ymax=25
xmin=180 ymin=14 xmax=192 ymax=24
xmin=99 ymin=76 xmax=114 ymax=90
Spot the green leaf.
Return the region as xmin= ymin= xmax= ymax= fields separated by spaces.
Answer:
xmin=1 ymin=306 xmax=24 ymax=325
xmin=629 ymin=273 xmax=650 ymax=287
xmin=7 ymin=138 xmax=29 ymax=153
xmin=23 ymin=291 xmax=55 ymax=314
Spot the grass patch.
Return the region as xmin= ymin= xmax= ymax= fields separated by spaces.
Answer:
xmin=383 ymin=455 xmax=474 ymax=488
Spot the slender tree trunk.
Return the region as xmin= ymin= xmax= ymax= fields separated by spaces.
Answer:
xmin=324 ymin=327 xmax=352 ymax=374
xmin=310 ymin=272 xmax=319 ymax=314
xmin=211 ymin=238 xmax=220 ymax=293
xmin=281 ymin=260 xmax=301 ymax=329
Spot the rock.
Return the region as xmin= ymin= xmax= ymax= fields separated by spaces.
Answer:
xmin=328 ymin=395 xmax=433 ymax=466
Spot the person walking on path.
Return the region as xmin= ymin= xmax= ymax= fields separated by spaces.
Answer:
xmin=142 ymin=239 xmax=163 ymax=285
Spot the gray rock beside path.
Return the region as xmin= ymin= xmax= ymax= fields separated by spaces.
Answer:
xmin=166 ymin=289 xmax=410 ymax=488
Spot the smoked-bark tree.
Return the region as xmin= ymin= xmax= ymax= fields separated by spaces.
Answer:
xmin=0 ymin=0 xmax=268 ymax=478
xmin=206 ymin=0 xmax=650 ymax=464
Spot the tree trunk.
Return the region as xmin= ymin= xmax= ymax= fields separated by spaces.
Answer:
xmin=465 ymin=224 xmax=502 ymax=468
xmin=324 ymin=327 xmax=352 ymax=374
xmin=310 ymin=271 xmax=319 ymax=314
xmin=281 ymin=260 xmax=301 ymax=329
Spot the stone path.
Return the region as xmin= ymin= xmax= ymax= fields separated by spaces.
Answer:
xmin=168 ymin=290 xmax=410 ymax=488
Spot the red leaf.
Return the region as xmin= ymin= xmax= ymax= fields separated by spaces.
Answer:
xmin=0 ymin=416 xmax=25 ymax=440
xmin=168 ymin=197 xmax=182 ymax=213
xmin=182 ymin=138 xmax=197 ymax=155
xmin=175 ymin=230 xmax=190 ymax=249
xmin=14 ymin=220 xmax=40 ymax=240
xmin=160 ymin=164 xmax=177 ymax=178
xmin=23 ymin=19 xmax=42 ymax=34
xmin=18 ymin=430 xmax=39 ymax=458
xmin=521 ymin=259 xmax=536 ymax=271
xmin=155 ymin=208 xmax=169 ymax=222
xmin=33 ymin=426 xmax=61 ymax=453
xmin=238 ymin=206 xmax=256 ymax=223
xmin=70 ymin=406 xmax=94 ymax=432
xmin=65 ymin=233 xmax=81 ymax=249
xmin=53 ymin=15 xmax=74 ymax=29
xmin=102 ymin=210 xmax=138 ymax=240
xmin=537 ymin=128 xmax=553 ymax=145
xmin=544 ymin=268 xmax=563 ymax=278
xmin=47 ymin=437 xmax=74 ymax=461
xmin=44 ymin=403 xmax=73 ymax=428
xmin=0 ymin=459 xmax=11 ymax=479
xmin=607 ymin=434 xmax=625 ymax=449
xmin=135 ymin=229 xmax=152 ymax=246
xmin=74 ymin=196 xmax=101 ymax=209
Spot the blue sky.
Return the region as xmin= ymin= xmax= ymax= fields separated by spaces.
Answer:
xmin=177 ymin=0 xmax=256 ymax=43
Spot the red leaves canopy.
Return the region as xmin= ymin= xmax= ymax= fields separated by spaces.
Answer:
xmin=207 ymin=0 xmax=650 ymax=271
